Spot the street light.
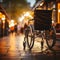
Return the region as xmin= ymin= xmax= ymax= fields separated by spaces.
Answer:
xmin=40 ymin=1 xmax=44 ymax=6
xmin=2 ymin=15 xmax=5 ymax=20
xmin=58 ymin=9 xmax=60 ymax=12
xmin=2 ymin=15 xmax=5 ymax=24
xmin=18 ymin=11 xmax=33 ymax=28
xmin=24 ymin=12 xmax=30 ymax=16
xmin=9 ymin=20 xmax=15 ymax=27
xmin=24 ymin=12 xmax=33 ymax=19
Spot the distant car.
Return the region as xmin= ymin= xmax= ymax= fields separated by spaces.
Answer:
xmin=55 ymin=23 xmax=60 ymax=38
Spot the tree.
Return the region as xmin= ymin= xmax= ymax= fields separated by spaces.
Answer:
xmin=3 ymin=0 xmax=30 ymax=21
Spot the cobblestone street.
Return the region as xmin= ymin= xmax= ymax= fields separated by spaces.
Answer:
xmin=0 ymin=33 xmax=60 ymax=60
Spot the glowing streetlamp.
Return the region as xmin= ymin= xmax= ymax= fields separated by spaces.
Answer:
xmin=2 ymin=15 xmax=5 ymax=20
xmin=24 ymin=12 xmax=30 ymax=16
xmin=19 ymin=16 xmax=25 ymax=22
xmin=9 ymin=20 xmax=15 ymax=27
xmin=40 ymin=1 xmax=44 ymax=6
xmin=24 ymin=12 xmax=33 ymax=19
xmin=2 ymin=15 xmax=5 ymax=24
xmin=18 ymin=11 xmax=33 ymax=28
xmin=58 ymin=9 xmax=60 ymax=12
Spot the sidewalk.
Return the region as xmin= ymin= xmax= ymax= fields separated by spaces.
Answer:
xmin=0 ymin=33 xmax=60 ymax=60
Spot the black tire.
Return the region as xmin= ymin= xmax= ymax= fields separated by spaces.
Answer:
xmin=27 ymin=33 xmax=34 ymax=50
xmin=46 ymin=29 xmax=56 ymax=48
xmin=27 ymin=25 xmax=34 ymax=50
xmin=24 ymin=25 xmax=34 ymax=50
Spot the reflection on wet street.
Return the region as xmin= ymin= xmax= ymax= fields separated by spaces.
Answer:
xmin=0 ymin=33 xmax=60 ymax=60
xmin=0 ymin=33 xmax=24 ymax=56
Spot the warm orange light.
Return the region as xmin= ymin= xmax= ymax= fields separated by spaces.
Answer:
xmin=0 ymin=12 xmax=5 ymax=20
xmin=24 ymin=12 xmax=30 ymax=16
xmin=2 ymin=15 xmax=5 ymax=20
xmin=9 ymin=20 xmax=15 ymax=27
xmin=58 ymin=9 xmax=60 ymax=12
xmin=58 ymin=3 xmax=60 ymax=23
xmin=0 ymin=12 xmax=2 ymax=18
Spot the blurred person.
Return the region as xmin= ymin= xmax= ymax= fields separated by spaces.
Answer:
xmin=24 ymin=23 xmax=28 ymax=30
xmin=17 ymin=23 xmax=21 ymax=35
xmin=10 ymin=26 xmax=14 ymax=34
xmin=14 ymin=24 xmax=17 ymax=34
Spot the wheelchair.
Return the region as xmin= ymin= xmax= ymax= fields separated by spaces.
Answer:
xmin=23 ymin=10 xmax=56 ymax=50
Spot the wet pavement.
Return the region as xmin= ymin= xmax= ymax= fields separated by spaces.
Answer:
xmin=0 ymin=33 xmax=60 ymax=60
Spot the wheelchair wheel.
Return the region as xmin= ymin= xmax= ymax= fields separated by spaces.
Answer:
xmin=45 ymin=29 xmax=56 ymax=48
xmin=27 ymin=32 xmax=34 ymax=50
